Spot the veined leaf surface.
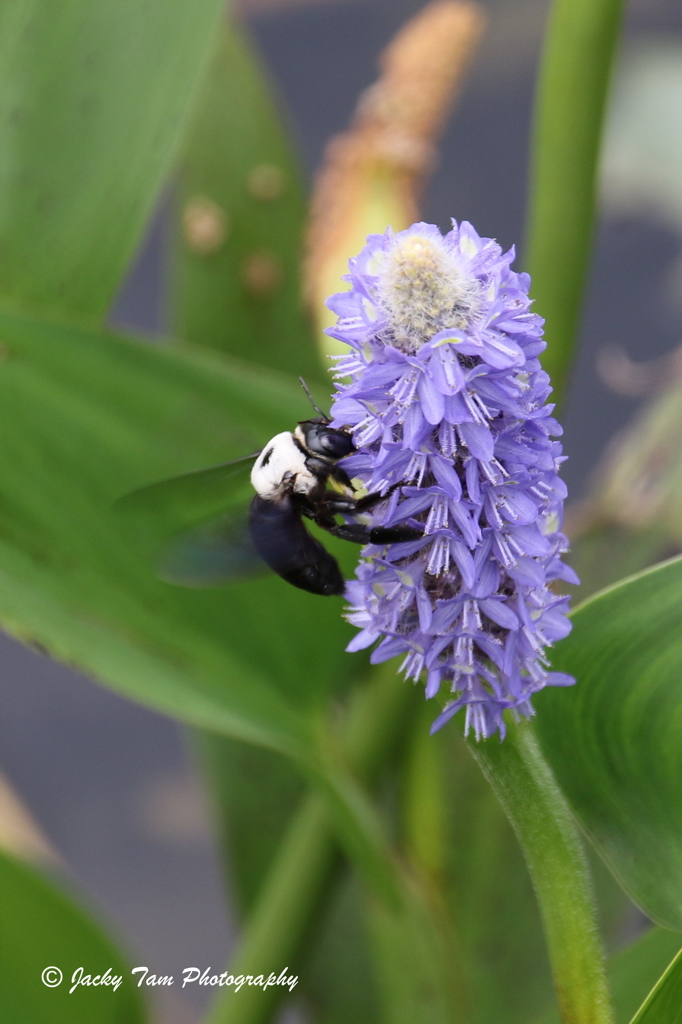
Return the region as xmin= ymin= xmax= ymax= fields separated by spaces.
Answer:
xmin=0 ymin=0 xmax=224 ymax=320
xmin=0 ymin=304 xmax=357 ymax=760
xmin=537 ymin=557 xmax=682 ymax=930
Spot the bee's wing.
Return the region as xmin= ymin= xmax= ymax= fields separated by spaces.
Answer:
xmin=115 ymin=453 xmax=266 ymax=588
xmin=157 ymin=507 xmax=268 ymax=588
xmin=115 ymin=454 xmax=260 ymax=534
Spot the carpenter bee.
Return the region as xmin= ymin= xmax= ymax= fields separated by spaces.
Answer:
xmin=118 ymin=381 xmax=420 ymax=596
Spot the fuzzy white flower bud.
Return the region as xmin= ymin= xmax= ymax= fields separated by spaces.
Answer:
xmin=376 ymin=229 xmax=481 ymax=352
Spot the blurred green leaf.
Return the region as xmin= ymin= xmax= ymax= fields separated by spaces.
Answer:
xmin=311 ymin=758 xmax=403 ymax=907
xmin=537 ymin=556 xmax=682 ymax=930
xmin=196 ymin=738 xmax=305 ymax=915
xmin=536 ymin=927 xmax=682 ymax=1024
xmin=628 ymin=945 xmax=682 ymax=1024
xmin=0 ymin=851 xmax=146 ymax=1024
xmin=205 ymin=669 xmax=419 ymax=1024
xmin=168 ymin=1 xmax=322 ymax=911
xmin=304 ymin=871 xmax=379 ymax=1024
xmin=365 ymin=864 xmax=463 ymax=1024
xmin=0 ymin=301 xmax=408 ymax=926
xmin=0 ymin=302 xmax=355 ymax=760
xmin=526 ymin=0 xmax=626 ymax=403
xmin=0 ymin=0 xmax=224 ymax=321
xmin=171 ymin=19 xmax=318 ymax=380
xmin=166 ymin=18 xmax=387 ymax=1016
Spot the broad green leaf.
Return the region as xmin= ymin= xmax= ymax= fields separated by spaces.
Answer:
xmin=171 ymin=19 xmax=318 ymax=380
xmin=536 ymin=927 xmax=682 ymax=1024
xmin=0 ymin=302 xmax=356 ymax=761
xmin=0 ymin=851 xmax=146 ymax=1024
xmin=536 ymin=556 xmax=682 ymax=930
xmin=0 ymin=302 xmax=402 ymax=914
xmin=0 ymin=0 xmax=224 ymax=320
xmin=629 ymin=945 xmax=682 ymax=1024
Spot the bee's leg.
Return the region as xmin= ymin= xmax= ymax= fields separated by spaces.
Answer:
xmin=323 ymin=520 xmax=423 ymax=545
xmin=322 ymin=483 xmax=404 ymax=517
xmin=324 ymin=522 xmax=373 ymax=545
xmin=316 ymin=488 xmax=422 ymax=543
xmin=322 ymin=495 xmax=359 ymax=515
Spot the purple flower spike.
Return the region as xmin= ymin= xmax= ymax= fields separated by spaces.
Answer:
xmin=328 ymin=221 xmax=577 ymax=740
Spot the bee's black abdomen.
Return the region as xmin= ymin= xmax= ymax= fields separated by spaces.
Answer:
xmin=248 ymin=495 xmax=345 ymax=596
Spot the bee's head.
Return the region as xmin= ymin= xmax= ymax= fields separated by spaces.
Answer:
xmin=296 ymin=419 xmax=355 ymax=461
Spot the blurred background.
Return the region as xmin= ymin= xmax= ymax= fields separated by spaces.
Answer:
xmin=1 ymin=0 xmax=681 ymax=1020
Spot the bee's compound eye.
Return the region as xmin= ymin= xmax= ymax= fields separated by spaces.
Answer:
xmin=318 ymin=430 xmax=354 ymax=458
xmin=302 ymin=423 xmax=355 ymax=459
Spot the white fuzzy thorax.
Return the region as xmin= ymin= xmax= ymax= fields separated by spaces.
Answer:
xmin=250 ymin=432 xmax=318 ymax=500
xmin=376 ymin=232 xmax=480 ymax=352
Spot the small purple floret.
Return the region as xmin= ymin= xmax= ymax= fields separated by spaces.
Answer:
xmin=327 ymin=221 xmax=577 ymax=740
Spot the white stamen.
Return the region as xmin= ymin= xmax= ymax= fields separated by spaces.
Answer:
xmin=405 ymin=452 xmax=427 ymax=486
xmin=427 ymin=535 xmax=451 ymax=576
xmin=425 ymin=495 xmax=449 ymax=534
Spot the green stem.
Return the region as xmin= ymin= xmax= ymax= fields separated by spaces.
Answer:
xmin=525 ymin=0 xmax=626 ymax=405
xmin=205 ymin=667 xmax=419 ymax=1024
xmin=468 ymin=720 xmax=614 ymax=1024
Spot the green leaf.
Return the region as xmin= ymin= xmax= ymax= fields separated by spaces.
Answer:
xmin=0 ymin=851 xmax=146 ymax=1024
xmin=0 ymin=302 xmax=355 ymax=760
xmin=628 ymin=945 xmax=682 ymax=1024
xmin=536 ymin=556 xmax=682 ymax=930
xmin=0 ymin=0 xmax=224 ymax=320
xmin=304 ymin=873 xmax=379 ymax=1024
xmin=195 ymin=737 xmax=305 ymax=916
xmin=204 ymin=669 xmax=419 ymax=1024
xmin=170 ymin=19 xmax=318 ymax=380
xmin=365 ymin=866 xmax=464 ymax=1024
xmin=310 ymin=761 xmax=402 ymax=908
xmin=0 ymin=302 xmax=400 ymax=910
xmin=166 ymin=0 xmax=323 ymax=914
xmin=525 ymin=0 xmax=626 ymax=403
xmin=536 ymin=927 xmax=682 ymax=1024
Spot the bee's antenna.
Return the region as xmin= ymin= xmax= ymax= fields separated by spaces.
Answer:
xmin=298 ymin=377 xmax=328 ymax=420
